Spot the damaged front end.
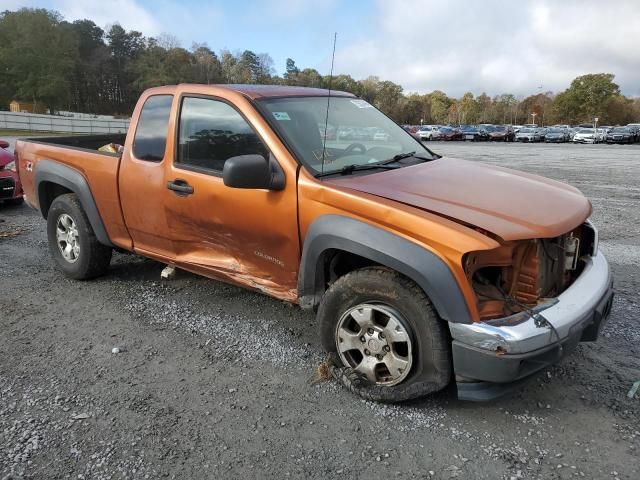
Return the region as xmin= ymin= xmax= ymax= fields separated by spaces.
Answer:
xmin=450 ymin=221 xmax=614 ymax=401
xmin=464 ymin=222 xmax=597 ymax=321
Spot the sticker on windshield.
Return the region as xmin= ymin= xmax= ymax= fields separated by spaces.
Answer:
xmin=350 ymin=99 xmax=373 ymax=109
xmin=272 ymin=111 xmax=291 ymax=121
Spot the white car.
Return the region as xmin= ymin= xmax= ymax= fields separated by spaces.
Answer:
xmin=515 ymin=128 xmax=540 ymax=142
xmin=417 ymin=125 xmax=440 ymax=141
xmin=572 ymin=128 xmax=597 ymax=144
xmin=373 ymin=130 xmax=390 ymax=141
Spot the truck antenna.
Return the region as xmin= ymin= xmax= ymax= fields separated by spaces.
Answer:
xmin=321 ymin=32 xmax=337 ymax=176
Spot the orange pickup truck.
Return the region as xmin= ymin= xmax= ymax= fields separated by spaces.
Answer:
xmin=16 ymin=84 xmax=613 ymax=402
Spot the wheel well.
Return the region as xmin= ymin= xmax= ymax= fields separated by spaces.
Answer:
xmin=38 ymin=181 xmax=73 ymax=218
xmin=321 ymin=249 xmax=382 ymax=289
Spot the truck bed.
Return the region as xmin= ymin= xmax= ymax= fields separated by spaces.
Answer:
xmin=16 ymin=133 xmax=132 ymax=250
xmin=24 ymin=133 xmax=127 ymax=153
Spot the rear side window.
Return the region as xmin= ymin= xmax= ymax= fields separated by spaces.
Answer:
xmin=133 ymin=95 xmax=173 ymax=161
xmin=177 ymin=96 xmax=269 ymax=172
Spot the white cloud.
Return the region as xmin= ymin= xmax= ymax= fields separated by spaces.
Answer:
xmin=336 ymin=0 xmax=640 ymax=97
xmin=55 ymin=0 xmax=162 ymax=36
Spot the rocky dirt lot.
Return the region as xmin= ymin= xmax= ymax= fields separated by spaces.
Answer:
xmin=1 ymin=141 xmax=638 ymax=479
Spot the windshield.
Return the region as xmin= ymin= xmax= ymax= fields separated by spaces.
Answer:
xmin=578 ymin=128 xmax=594 ymax=134
xmin=519 ymin=128 xmax=534 ymax=133
xmin=494 ymin=126 xmax=506 ymax=131
xmin=548 ymin=128 xmax=564 ymax=133
xmin=612 ymin=127 xmax=629 ymax=133
xmin=258 ymin=96 xmax=436 ymax=175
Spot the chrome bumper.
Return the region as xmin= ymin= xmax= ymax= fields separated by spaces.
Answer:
xmin=450 ymin=250 xmax=612 ymax=356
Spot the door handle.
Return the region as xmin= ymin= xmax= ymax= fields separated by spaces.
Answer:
xmin=167 ymin=179 xmax=194 ymax=196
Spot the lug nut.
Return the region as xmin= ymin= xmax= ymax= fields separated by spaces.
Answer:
xmin=364 ymin=349 xmax=370 ymax=356
xmin=379 ymin=332 xmax=385 ymax=339
xmin=360 ymin=336 xmax=366 ymax=343
xmin=367 ymin=328 xmax=374 ymax=335
xmin=376 ymin=354 xmax=383 ymax=360
xmin=383 ymin=345 xmax=390 ymax=352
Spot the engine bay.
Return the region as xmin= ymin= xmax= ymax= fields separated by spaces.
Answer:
xmin=465 ymin=223 xmax=596 ymax=320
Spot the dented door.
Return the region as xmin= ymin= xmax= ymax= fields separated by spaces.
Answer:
xmin=162 ymin=92 xmax=300 ymax=301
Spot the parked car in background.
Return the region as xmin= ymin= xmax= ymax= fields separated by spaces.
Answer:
xmin=338 ymin=127 xmax=372 ymax=141
xmin=512 ymin=125 xmax=523 ymax=133
xmin=606 ymin=127 xmax=634 ymax=144
xmin=460 ymin=125 xmax=489 ymax=141
xmin=417 ymin=125 xmax=440 ymax=141
xmin=0 ymin=139 xmax=24 ymax=206
xmin=318 ymin=123 xmax=336 ymax=141
xmin=568 ymin=127 xmax=579 ymax=140
xmin=488 ymin=125 xmax=515 ymax=142
xmin=438 ymin=126 xmax=462 ymax=141
xmin=536 ymin=127 xmax=548 ymax=142
xmin=626 ymin=124 xmax=640 ymax=142
xmin=515 ymin=128 xmax=541 ymax=142
xmin=373 ymin=129 xmax=390 ymax=141
xmin=596 ymin=129 xmax=609 ymax=143
xmin=544 ymin=127 xmax=570 ymax=143
xmin=572 ymin=128 xmax=597 ymax=144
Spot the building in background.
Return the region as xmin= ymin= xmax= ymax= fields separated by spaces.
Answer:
xmin=9 ymin=100 xmax=47 ymax=114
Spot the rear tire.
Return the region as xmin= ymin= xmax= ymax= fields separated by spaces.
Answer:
xmin=318 ymin=267 xmax=451 ymax=402
xmin=46 ymin=193 xmax=112 ymax=280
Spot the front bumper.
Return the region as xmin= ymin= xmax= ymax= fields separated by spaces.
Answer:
xmin=450 ymin=250 xmax=613 ymax=400
xmin=0 ymin=173 xmax=22 ymax=200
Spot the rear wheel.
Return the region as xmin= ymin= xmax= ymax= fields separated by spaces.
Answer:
xmin=46 ymin=193 xmax=112 ymax=279
xmin=318 ymin=267 xmax=451 ymax=402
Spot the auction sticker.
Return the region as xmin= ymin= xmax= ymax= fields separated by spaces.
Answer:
xmin=272 ymin=112 xmax=291 ymax=121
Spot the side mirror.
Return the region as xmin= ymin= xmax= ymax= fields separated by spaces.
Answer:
xmin=222 ymin=154 xmax=285 ymax=190
xmin=0 ymin=140 xmax=9 ymax=149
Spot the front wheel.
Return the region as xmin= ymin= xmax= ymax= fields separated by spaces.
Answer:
xmin=318 ymin=267 xmax=451 ymax=402
xmin=47 ymin=193 xmax=112 ymax=280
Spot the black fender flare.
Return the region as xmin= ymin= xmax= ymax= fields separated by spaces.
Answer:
xmin=298 ymin=215 xmax=472 ymax=324
xmin=34 ymin=160 xmax=114 ymax=247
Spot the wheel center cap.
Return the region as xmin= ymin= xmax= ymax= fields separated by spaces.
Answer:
xmin=367 ymin=338 xmax=382 ymax=353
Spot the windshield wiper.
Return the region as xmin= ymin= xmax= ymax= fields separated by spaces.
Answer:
xmin=381 ymin=151 xmax=439 ymax=164
xmin=316 ymin=151 xmax=439 ymax=178
xmin=316 ymin=163 xmax=400 ymax=177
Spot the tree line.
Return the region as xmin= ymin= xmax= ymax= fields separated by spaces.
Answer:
xmin=1 ymin=8 xmax=638 ymax=125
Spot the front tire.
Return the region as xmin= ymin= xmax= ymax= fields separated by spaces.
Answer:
xmin=318 ymin=267 xmax=451 ymax=402
xmin=46 ymin=193 xmax=112 ymax=280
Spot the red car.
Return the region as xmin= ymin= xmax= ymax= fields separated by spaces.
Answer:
xmin=438 ymin=126 xmax=463 ymax=141
xmin=0 ymin=139 xmax=24 ymax=206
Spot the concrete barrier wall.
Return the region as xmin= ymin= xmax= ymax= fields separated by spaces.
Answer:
xmin=0 ymin=111 xmax=130 ymax=134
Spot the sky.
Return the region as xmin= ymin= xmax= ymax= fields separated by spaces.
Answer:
xmin=2 ymin=0 xmax=639 ymax=97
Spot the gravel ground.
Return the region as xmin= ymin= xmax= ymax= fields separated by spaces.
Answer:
xmin=1 ymin=140 xmax=639 ymax=479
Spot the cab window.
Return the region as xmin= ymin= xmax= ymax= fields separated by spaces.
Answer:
xmin=132 ymin=95 xmax=173 ymax=161
xmin=177 ymin=96 xmax=269 ymax=173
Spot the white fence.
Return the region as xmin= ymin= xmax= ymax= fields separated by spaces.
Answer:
xmin=0 ymin=111 xmax=130 ymax=134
